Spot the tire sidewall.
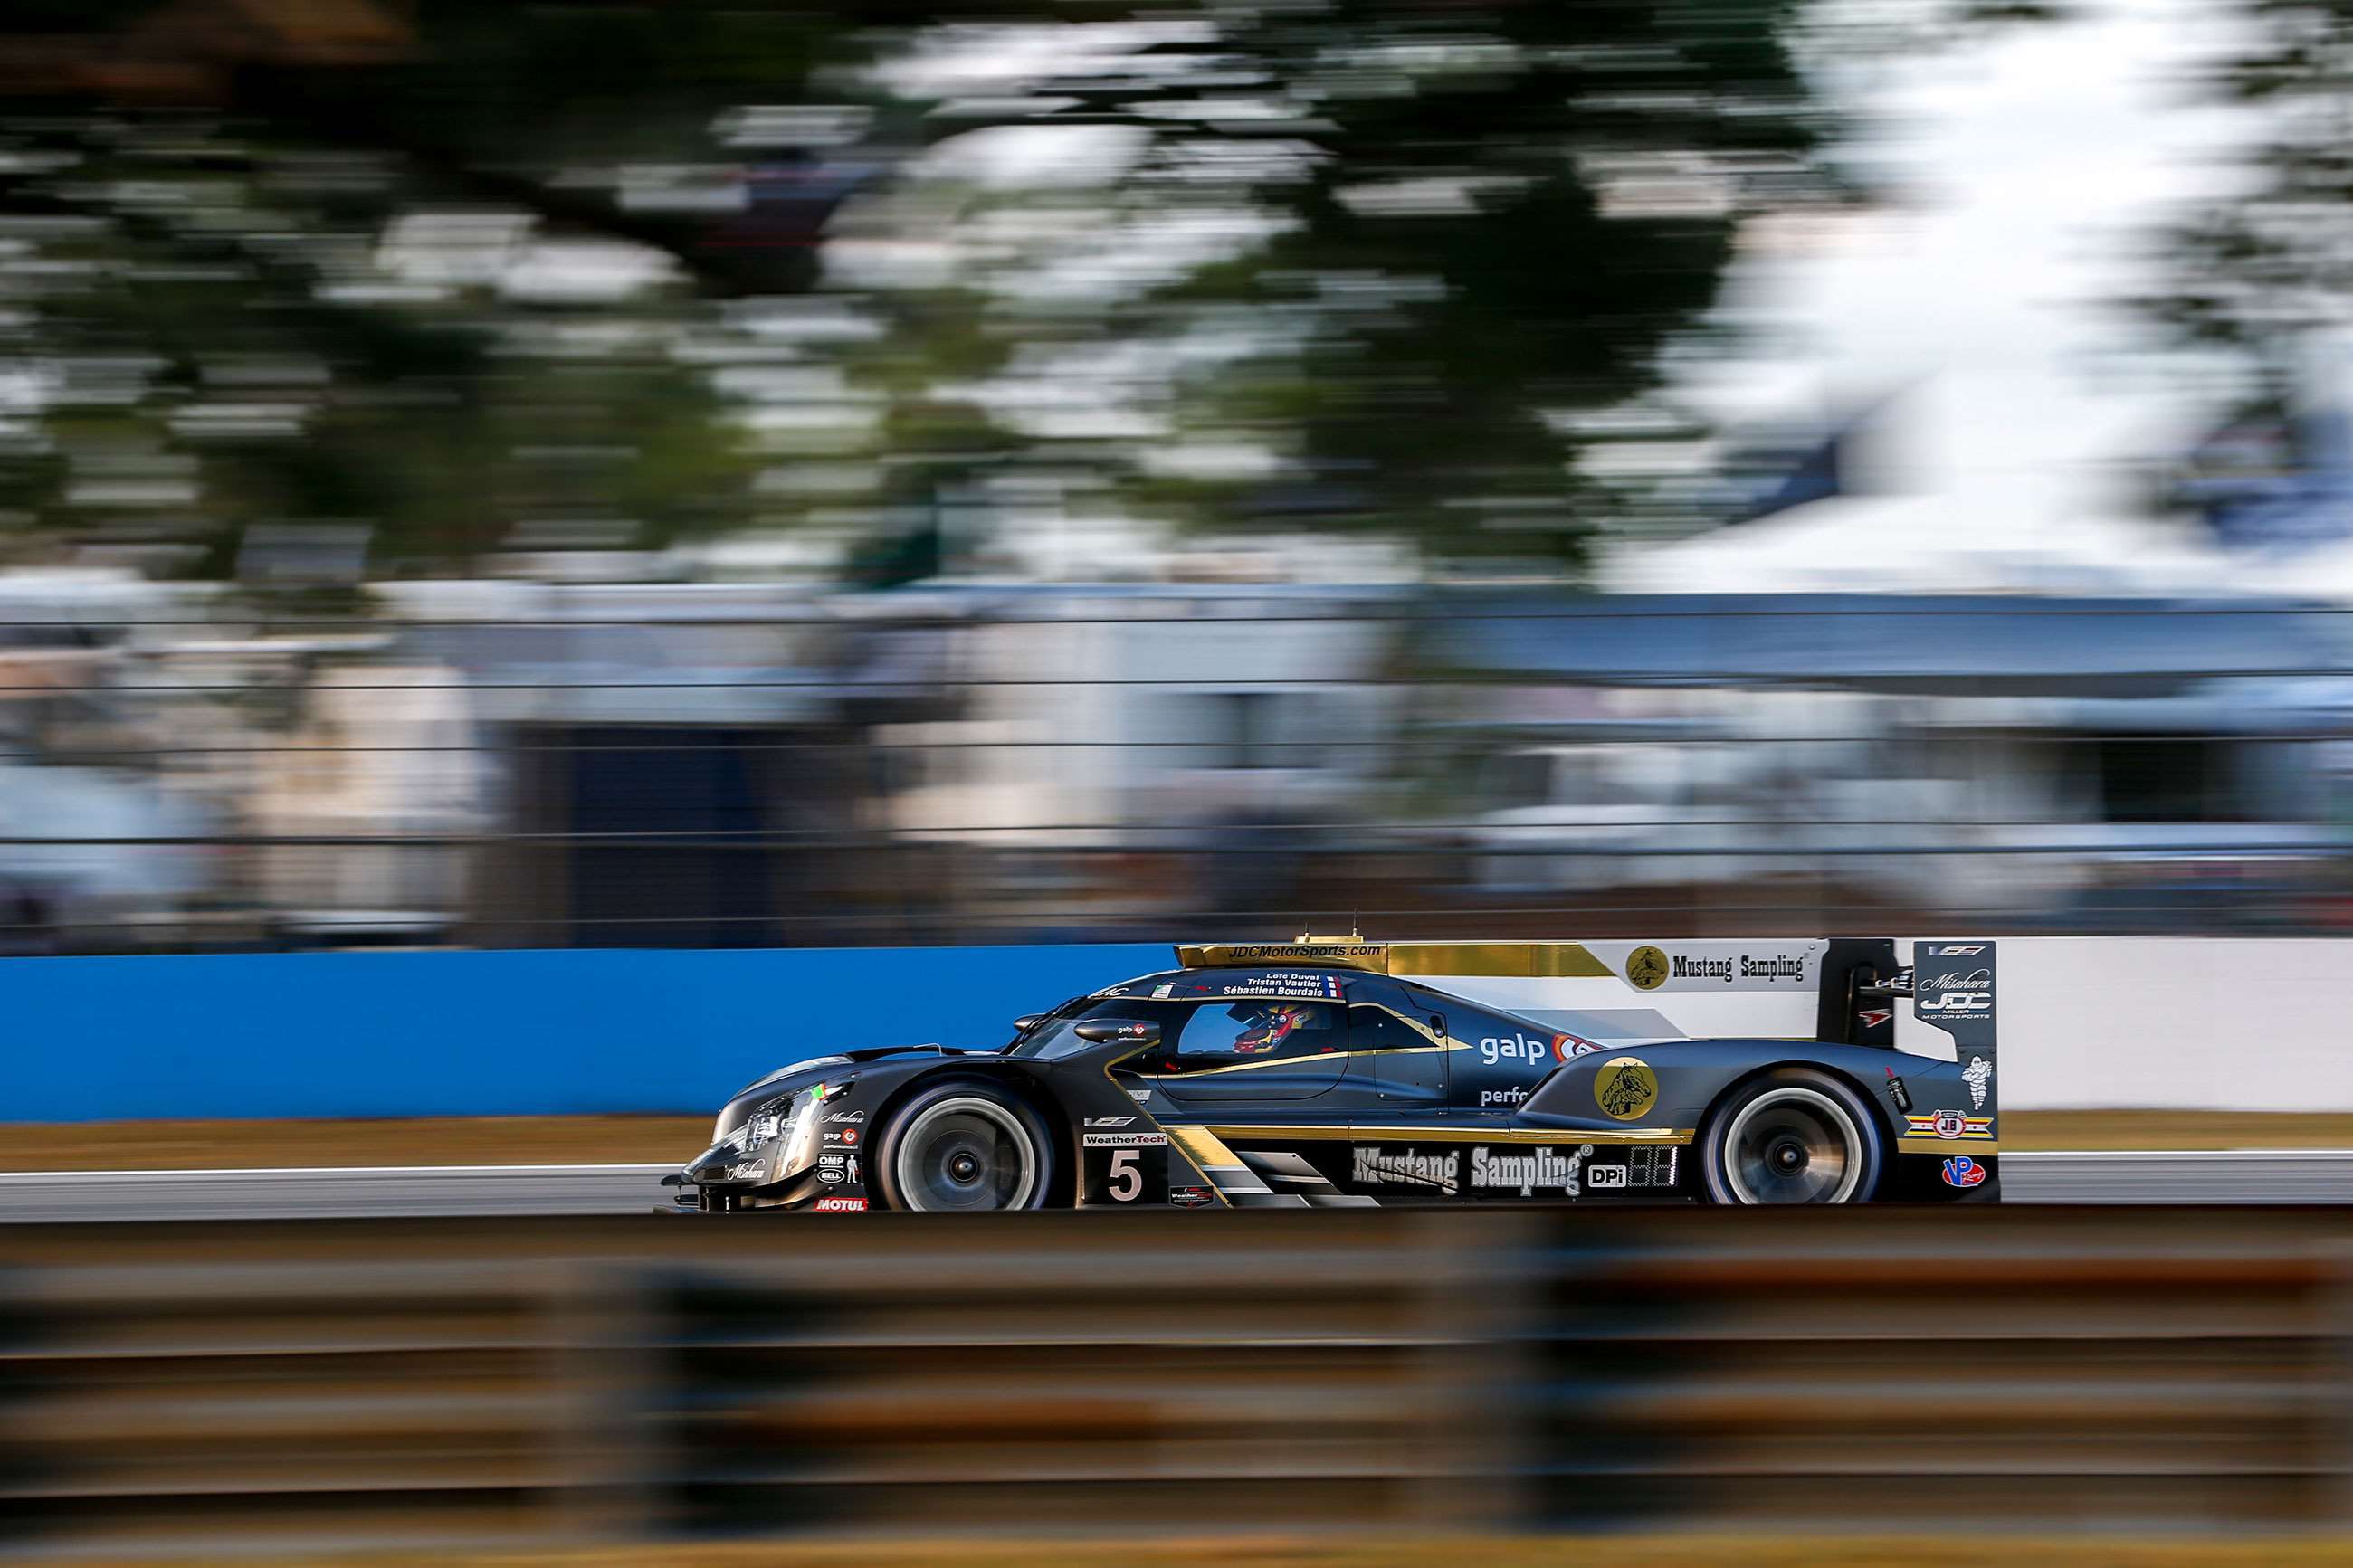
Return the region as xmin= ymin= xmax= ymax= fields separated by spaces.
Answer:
xmin=1700 ymin=1068 xmax=1885 ymax=1205
xmin=873 ymin=1079 xmax=1057 ymax=1212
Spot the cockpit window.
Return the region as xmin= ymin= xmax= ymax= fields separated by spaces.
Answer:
xmin=1005 ymin=995 xmax=1346 ymax=1064
xmin=1172 ymin=1001 xmax=1342 ymax=1060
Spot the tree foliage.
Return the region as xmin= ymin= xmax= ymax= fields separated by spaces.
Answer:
xmin=0 ymin=0 xmax=1846 ymax=577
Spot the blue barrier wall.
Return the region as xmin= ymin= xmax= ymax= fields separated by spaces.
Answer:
xmin=1 ymin=944 xmax=1167 ymax=1122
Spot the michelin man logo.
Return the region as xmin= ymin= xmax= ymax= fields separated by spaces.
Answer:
xmin=1961 ymin=1054 xmax=1992 ymax=1111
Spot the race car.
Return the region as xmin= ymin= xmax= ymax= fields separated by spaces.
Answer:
xmin=662 ymin=935 xmax=1999 ymax=1212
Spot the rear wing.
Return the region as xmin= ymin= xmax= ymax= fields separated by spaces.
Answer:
xmin=1825 ymin=938 xmax=1997 ymax=1049
xmin=1910 ymin=941 xmax=1998 ymax=1135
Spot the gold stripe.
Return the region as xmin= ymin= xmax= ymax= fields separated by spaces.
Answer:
xmin=1899 ymin=1136 xmax=2003 ymax=1155
xmin=1165 ymin=1124 xmax=1242 ymax=1170
xmin=1131 ymin=1040 xmax=1466 ymax=1081
xmin=1386 ymin=941 xmax=1614 ymax=979
xmin=1175 ymin=942 xmax=1389 ymax=972
xmin=1171 ymin=939 xmax=1615 ymax=979
xmin=1099 ymin=1062 xmax=1230 ymax=1207
xmin=1196 ymin=1123 xmax=1693 ymax=1145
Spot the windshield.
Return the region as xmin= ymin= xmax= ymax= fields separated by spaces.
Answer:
xmin=1009 ymin=993 xmax=1365 ymax=1064
xmin=1008 ymin=996 xmax=1167 ymax=1060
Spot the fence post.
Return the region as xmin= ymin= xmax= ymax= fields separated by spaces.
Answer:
xmin=547 ymin=1258 xmax=674 ymax=1547
xmin=1403 ymin=1212 xmax=1545 ymax=1531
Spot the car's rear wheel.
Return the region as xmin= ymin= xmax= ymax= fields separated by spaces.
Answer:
xmin=874 ymin=1081 xmax=1055 ymax=1212
xmin=1699 ymin=1069 xmax=1883 ymax=1205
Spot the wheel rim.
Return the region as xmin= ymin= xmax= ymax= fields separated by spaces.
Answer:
xmin=893 ymin=1097 xmax=1039 ymax=1212
xmin=1722 ymin=1087 xmax=1863 ymax=1204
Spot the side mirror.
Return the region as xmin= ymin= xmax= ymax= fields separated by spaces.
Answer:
xmin=1073 ymin=1018 xmax=1162 ymax=1047
xmin=1012 ymin=1015 xmax=1043 ymax=1035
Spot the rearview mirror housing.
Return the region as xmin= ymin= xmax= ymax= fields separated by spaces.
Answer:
xmin=1073 ymin=1018 xmax=1162 ymax=1047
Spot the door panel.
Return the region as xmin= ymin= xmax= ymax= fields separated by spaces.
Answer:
xmin=1338 ymin=1003 xmax=1449 ymax=1111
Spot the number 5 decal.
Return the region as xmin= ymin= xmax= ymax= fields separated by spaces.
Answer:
xmin=1083 ymin=1131 xmax=1169 ymax=1205
xmin=1107 ymin=1148 xmax=1141 ymax=1202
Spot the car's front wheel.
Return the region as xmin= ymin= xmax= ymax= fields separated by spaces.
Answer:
xmin=1699 ymin=1069 xmax=1884 ymax=1204
xmin=873 ymin=1081 xmax=1056 ymax=1212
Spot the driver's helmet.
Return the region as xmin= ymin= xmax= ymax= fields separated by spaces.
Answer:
xmin=1232 ymin=1003 xmax=1314 ymax=1055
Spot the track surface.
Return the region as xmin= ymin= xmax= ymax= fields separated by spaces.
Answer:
xmin=0 ymin=1151 xmax=2347 ymax=1221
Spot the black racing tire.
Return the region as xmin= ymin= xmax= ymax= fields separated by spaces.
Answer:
xmin=872 ymin=1079 xmax=1057 ymax=1213
xmin=1698 ymin=1068 xmax=1885 ymax=1205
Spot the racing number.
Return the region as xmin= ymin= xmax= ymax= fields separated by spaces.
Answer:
xmin=1107 ymin=1149 xmax=1142 ymax=1202
xmin=1082 ymin=1135 xmax=1170 ymax=1206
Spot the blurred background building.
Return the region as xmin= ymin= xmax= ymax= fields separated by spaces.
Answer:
xmin=5 ymin=0 xmax=2353 ymax=950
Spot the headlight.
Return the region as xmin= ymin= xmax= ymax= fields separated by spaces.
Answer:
xmin=711 ymin=1088 xmax=824 ymax=1179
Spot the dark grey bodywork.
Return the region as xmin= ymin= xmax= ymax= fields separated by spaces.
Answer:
xmin=666 ymin=938 xmax=2001 ymax=1211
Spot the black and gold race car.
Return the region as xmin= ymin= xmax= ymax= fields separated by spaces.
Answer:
xmin=662 ymin=935 xmax=1999 ymax=1212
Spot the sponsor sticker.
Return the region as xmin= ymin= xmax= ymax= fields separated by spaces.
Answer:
xmin=824 ymin=1127 xmax=862 ymax=1145
xmin=1215 ymin=944 xmax=1382 ymax=964
xmin=812 ymin=1196 xmax=868 ymax=1212
xmin=1553 ymin=1032 xmax=1601 ymax=1060
xmin=1168 ymin=1185 xmax=1216 ymax=1208
xmin=1594 ymin=1057 xmax=1658 ymax=1120
xmin=1469 ymin=1143 xmax=1597 ymax=1199
xmin=1128 ymin=1088 xmax=1152 ymax=1103
xmin=1478 ymin=1031 xmax=1557 ymax=1068
xmin=1918 ymin=966 xmax=1995 ymax=1022
xmin=1082 ymin=1131 xmax=1169 ymax=1148
xmin=1906 ymin=1112 xmax=1993 ymax=1141
xmin=1480 ymin=1087 xmax=1530 ymax=1108
xmin=1931 ymin=944 xmax=1985 ymax=956
xmin=824 ymin=1109 xmax=866 ymax=1126
xmin=726 ymin=1162 xmax=766 ymax=1183
xmin=1962 ymin=1055 xmax=1992 ymax=1111
xmin=1883 ymin=1068 xmax=1912 ymax=1114
xmin=1084 ymin=1116 xmax=1135 ymax=1128
xmin=1940 ymin=1155 xmax=1987 ymax=1189
xmin=1352 ymin=1146 xmax=1461 ymax=1193
xmin=1622 ymin=944 xmax=1817 ymax=990
xmin=1152 ymin=983 xmax=1174 ymax=999
xmin=1587 ymin=1164 xmax=1629 ymax=1190
xmin=1858 ymin=1007 xmax=1893 ymax=1030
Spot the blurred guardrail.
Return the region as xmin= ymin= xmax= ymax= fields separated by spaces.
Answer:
xmin=5 ymin=1207 xmax=2353 ymax=1554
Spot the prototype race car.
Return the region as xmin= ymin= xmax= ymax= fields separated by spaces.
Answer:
xmin=662 ymin=935 xmax=1999 ymax=1212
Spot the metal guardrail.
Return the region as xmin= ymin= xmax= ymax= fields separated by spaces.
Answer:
xmin=2 ymin=1208 xmax=2350 ymax=1554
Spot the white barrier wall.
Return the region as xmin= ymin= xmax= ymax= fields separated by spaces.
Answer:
xmin=1969 ymin=937 xmax=2345 ymax=1112
xmin=1431 ymin=936 xmax=2342 ymax=1113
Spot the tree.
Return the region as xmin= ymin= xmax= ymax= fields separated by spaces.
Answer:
xmin=835 ymin=0 xmax=1844 ymax=568
xmin=2131 ymin=1 xmax=2353 ymax=395
xmin=0 ymin=0 xmax=1854 ymax=577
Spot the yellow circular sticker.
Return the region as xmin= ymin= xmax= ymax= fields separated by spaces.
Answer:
xmin=1595 ymin=1057 xmax=1658 ymax=1120
xmin=1625 ymin=946 xmax=1669 ymax=991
